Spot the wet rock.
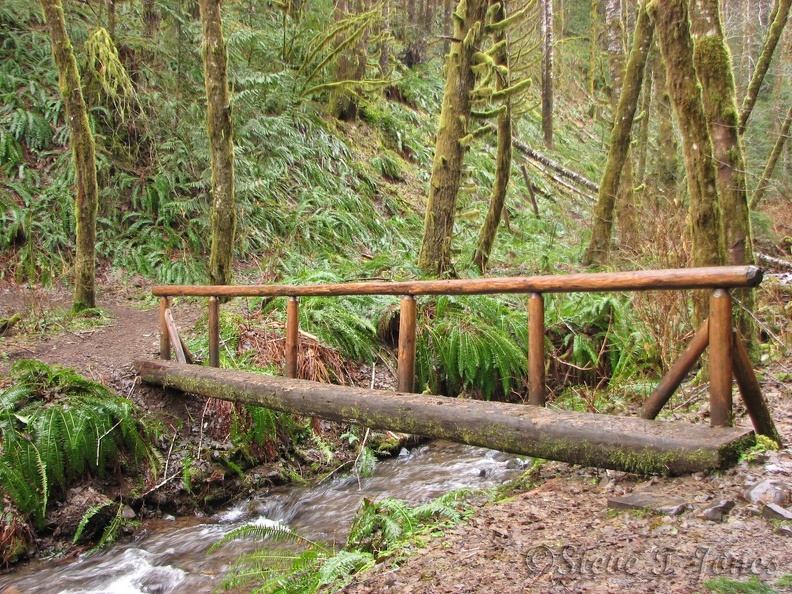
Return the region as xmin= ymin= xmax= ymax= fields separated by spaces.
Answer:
xmin=700 ymin=500 xmax=735 ymax=523
xmin=744 ymin=480 xmax=790 ymax=506
xmin=506 ymin=458 xmax=527 ymax=470
xmin=47 ymin=487 xmax=115 ymax=541
xmin=762 ymin=503 xmax=792 ymax=521
xmin=122 ymin=505 xmax=136 ymax=520
xmin=775 ymin=524 xmax=792 ymax=537
xmin=162 ymin=514 xmax=176 ymax=522
xmin=607 ymin=492 xmax=688 ymax=516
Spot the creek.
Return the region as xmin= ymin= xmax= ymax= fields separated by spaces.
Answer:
xmin=1 ymin=440 xmax=526 ymax=594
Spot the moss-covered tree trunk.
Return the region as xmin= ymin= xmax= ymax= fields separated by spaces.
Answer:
xmin=691 ymin=0 xmax=753 ymax=268
xmin=199 ymin=0 xmax=236 ymax=287
xmin=583 ymin=2 xmax=653 ymax=266
xmin=40 ymin=0 xmax=99 ymax=311
xmin=739 ymin=0 xmax=791 ymax=133
xmin=417 ymin=0 xmax=489 ymax=276
xmin=651 ymin=0 xmax=726 ymax=320
xmin=541 ymin=0 xmax=554 ymax=148
xmin=751 ymin=102 xmax=792 ymax=209
xmin=652 ymin=41 xmax=679 ymax=206
xmin=635 ymin=44 xmax=654 ymax=188
xmin=473 ymin=0 xmax=512 ymax=273
xmin=691 ymin=0 xmax=755 ymax=340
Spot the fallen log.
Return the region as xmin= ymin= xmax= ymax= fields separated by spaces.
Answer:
xmin=512 ymin=136 xmax=600 ymax=193
xmin=135 ymin=360 xmax=755 ymax=476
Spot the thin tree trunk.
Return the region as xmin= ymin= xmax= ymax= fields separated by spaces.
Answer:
xmin=635 ymin=43 xmax=654 ymax=187
xmin=583 ymin=2 xmax=653 ymax=266
xmin=739 ymin=0 xmax=791 ymax=133
xmin=651 ymin=0 xmax=726 ymax=321
xmin=652 ymin=41 xmax=677 ymax=206
xmin=751 ymin=103 xmax=792 ymax=209
xmin=199 ymin=0 xmax=236 ymax=287
xmin=604 ymin=0 xmax=625 ymax=100
xmin=473 ymin=0 xmax=512 ymax=272
xmin=143 ymin=0 xmax=161 ymax=38
xmin=588 ymin=0 xmax=600 ymax=96
xmin=418 ymin=0 xmax=489 ymax=276
xmin=443 ymin=0 xmax=452 ymax=54
xmin=40 ymin=0 xmax=99 ymax=311
xmin=541 ymin=0 xmax=554 ymax=149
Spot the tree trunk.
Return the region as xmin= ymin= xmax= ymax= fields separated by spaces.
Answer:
xmin=583 ymin=2 xmax=653 ymax=266
xmin=635 ymin=42 xmax=654 ymax=187
xmin=473 ymin=0 xmax=512 ymax=272
xmin=652 ymin=41 xmax=678 ymax=206
xmin=143 ymin=0 xmax=161 ymax=38
xmin=199 ymin=0 xmax=236 ymax=287
xmin=541 ymin=0 xmax=554 ymax=148
xmin=417 ymin=0 xmax=489 ymax=276
xmin=604 ymin=0 xmax=626 ymax=100
xmin=588 ymin=0 xmax=600 ymax=96
xmin=691 ymin=0 xmax=754 ymax=268
xmin=690 ymin=0 xmax=755 ymax=341
xmin=40 ymin=0 xmax=99 ymax=311
xmin=739 ymin=0 xmax=791 ymax=133
xmin=651 ymin=0 xmax=726 ymax=320
xmin=751 ymin=103 xmax=792 ymax=209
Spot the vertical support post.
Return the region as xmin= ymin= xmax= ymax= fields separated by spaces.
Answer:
xmin=709 ymin=289 xmax=733 ymax=427
xmin=285 ymin=296 xmax=299 ymax=379
xmin=159 ymin=297 xmax=171 ymax=360
xmin=208 ymin=296 xmax=220 ymax=368
xmin=528 ymin=292 xmax=546 ymax=406
xmin=398 ymin=296 xmax=417 ymax=393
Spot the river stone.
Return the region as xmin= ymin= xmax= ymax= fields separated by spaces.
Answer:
xmin=700 ymin=500 xmax=735 ymax=523
xmin=763 ymin=503 xmax=792 ymax=521
xmin=744 ymin=480 xmax=790 ymax=506
xmin=607 ymin=492 xmax=688 ymax=516
xmin=122 ymin=505 xmax=136 ymax=520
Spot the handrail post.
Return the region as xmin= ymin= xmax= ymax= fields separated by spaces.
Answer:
xmin=398 ymin=296 xmax=417 ymax=393
xmin=285 ymin=296 xmax=299 ymax=379
xmin=709 ymin=289 xmax=733 ymax=427
xmin=159 ymin=297 xmax=171 ymax=360
xmin=528 ymin=292 xmax=546 ymax=406
xmin=209 ymin=296 xmax=220 ymax=368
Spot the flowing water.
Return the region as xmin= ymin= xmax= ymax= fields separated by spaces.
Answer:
xmin=1 ymin=441 xmax=527 ymax=594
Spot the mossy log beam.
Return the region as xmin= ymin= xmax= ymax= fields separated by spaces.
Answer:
xmin=135 ymin=360 xmax=754 ymax=476
xmin=152 ymin=266 xmax=761 ymax=298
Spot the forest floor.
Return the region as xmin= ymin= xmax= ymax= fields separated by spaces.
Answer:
xmin=1 ymin=276 xmax=792 ymax=593
xmin=342 ymin=373 xmax=792 ymax=594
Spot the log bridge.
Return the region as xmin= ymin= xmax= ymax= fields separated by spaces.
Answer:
xmin=134 ymin=266 xmax=780 ymax=475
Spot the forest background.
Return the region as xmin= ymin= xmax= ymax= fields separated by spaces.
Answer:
xmin=1 ymin=0 xmax=792 ymax=578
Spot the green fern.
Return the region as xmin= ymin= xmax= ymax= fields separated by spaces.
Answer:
xmin=416 ymin=295 xmax=528 ymax=400
xmin=72 ymin=501 xmax=114 ymax=544
xmin=0 ymin=361 xmax=158 ymax=528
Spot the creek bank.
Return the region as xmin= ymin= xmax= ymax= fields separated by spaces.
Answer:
xmin=0 ymin=282 xmax=404 ymax=567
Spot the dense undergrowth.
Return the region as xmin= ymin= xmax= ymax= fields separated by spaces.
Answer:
xmin=1 ymin=0 xmax=791 ymax=578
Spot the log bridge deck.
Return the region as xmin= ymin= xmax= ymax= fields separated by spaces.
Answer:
xmin=134 ymin=266 xmax=780 ymax=475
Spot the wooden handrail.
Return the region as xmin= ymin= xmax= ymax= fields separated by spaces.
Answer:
xmin=153 ymin=265 xmax=780 ymax=442
xmin=152 ymin=266 xmax=761 ymax=298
